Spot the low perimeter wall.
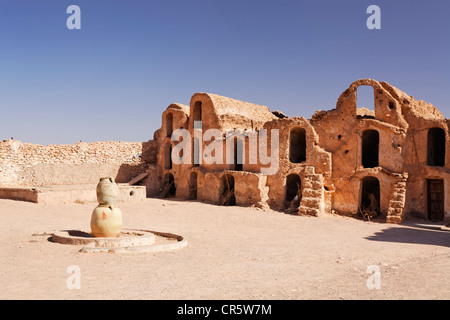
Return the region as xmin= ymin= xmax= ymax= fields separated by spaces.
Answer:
xmin=0 ymin=140 xmax=146 ymax=187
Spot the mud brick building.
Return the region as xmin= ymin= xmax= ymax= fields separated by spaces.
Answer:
xmin=146 ymin=79 xmax=449 ymax=224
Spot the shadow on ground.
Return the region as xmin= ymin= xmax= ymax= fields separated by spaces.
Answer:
xmin=365 ymin=221 xmax=450 ymax=248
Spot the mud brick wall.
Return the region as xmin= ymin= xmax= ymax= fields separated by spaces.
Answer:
xmin=0 ymin=140 xmax=154 ymax=187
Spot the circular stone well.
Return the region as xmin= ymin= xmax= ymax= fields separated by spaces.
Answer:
xmin=51 ymin=229 xmax=187 ymax=253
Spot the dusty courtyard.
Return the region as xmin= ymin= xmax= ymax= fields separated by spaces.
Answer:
xmin=0 ymin=197 xmax=448 ymax=300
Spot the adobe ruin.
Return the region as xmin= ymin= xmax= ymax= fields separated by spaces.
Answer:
xmin=0 ymin=79 xmax=448 ymax=224
xmin=147 ymin=79 xmax=449 ymax=224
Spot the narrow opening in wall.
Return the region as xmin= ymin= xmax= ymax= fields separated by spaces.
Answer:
xmin=289 ymin=127 xmax=306 ymax=163
xmin=220 ymin=174 xmax=235 ymax=206
xmin=360 ymin=176 xmax=380 ymax=216
xmin=164 ymin=143 xmax=172 ymax=169
xmin=357 ymin=85 xmax=375 ymax=118
xmin=285 ymin=174 xmax=302 ymax=209
xmin=362 ymin=130 xmax=379 ymax=168
xmin=189 ymin=172 xmax=198 ymax=200
xmin=161 ymin=173 xmax=176 ymax=198
xmin=166 ymin=113 xmax=173 ymax=137
xmin=427 ymin=128 xmax=445 ymax=167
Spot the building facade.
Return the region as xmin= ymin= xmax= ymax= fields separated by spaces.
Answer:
xmin=145 ymin=79 xmax=450 ymax=224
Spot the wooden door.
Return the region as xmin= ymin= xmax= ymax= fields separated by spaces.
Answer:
xmin=427 ymin=179 xmax=444 ymax=221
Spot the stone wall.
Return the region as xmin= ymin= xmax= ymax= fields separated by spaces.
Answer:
xmin=0 ymin=140 xmax=152 ymax=187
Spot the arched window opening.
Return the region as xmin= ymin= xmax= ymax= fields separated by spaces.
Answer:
xmin=289 ymin=128 xmax=306 ymax=163
xmin=164 ymin=143 xmax=172 ymax=170
xmin=427 ymin=128 xmax=446 ymax=167
xmin=362 ymin=130 xmax=379 ymax=168
xmin=166 ymin=113 xmax=173 ymax=137
xmin=193 ymin=101 xmax=202 ymax=128
xmin=357 ymin=85 xmax=375 ymax=118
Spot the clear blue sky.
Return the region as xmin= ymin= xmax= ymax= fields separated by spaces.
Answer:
xmin=0 ymin=0 xmax=449 ymax=145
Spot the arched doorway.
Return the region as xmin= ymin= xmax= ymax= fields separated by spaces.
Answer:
xmin=285 ymin=174 xmax=302 ymax=209
xmin=360 ymin=176 xmax=380 ymax=217
xmin=220 ymin=174 xmax=235 ymax=206
xmin=161 ymin=173 xmax=176 ymax=198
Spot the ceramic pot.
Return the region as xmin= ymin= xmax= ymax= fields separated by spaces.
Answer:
xmin=97 ymin=177 xmax=118 ymax=206
xmin=90 ymin=205 xmax=122 ymax=237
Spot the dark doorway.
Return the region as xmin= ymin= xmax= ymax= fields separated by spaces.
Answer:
xmin=285 ymin=174 xmax=302 ymax=209
xmin=189 ymin=172 xmax=198 ymax=200
xmin=427 ymin=128 xmax=445 ymax=167
xmin=166 ymin=113 xmax=173 ymax=137
xmin=164 ymin=143 xmax=172 ymax=169
xmin=362 ymin=130 xmax=379 ymax=168
xmin=161 ymin=173 xmax=176 ymax=198
xmin=220 ymin=174 xmax=236 ymax=206
xmin=289 ymin=128 xmax=306 ymax=163
xmin=360 ymin=176 xmax=380 ymax=216
xmin=427 ymin=179 xmax=444 ymax=221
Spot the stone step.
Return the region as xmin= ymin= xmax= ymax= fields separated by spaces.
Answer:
xmin=391 ymin=192 xmax=405 ymax=202
xmin=304 ymin=166 xmax=315 ymax=175
xmin=389 ymin=200 xmax=404 ymax=209
xmin=395 ymin=182 xmax=407 ymax=188
xmin=393 ymin=187 xmax=406 ymax=194
xmin=388 ymin=207 xmax=403 ymax=216
xmin=300 ymin=197 xmax=321 ymax=209
xmin=298 ymin=206 xmax=320 ymax=217
xmin=302 ymin=188 xmax=323 ymax=198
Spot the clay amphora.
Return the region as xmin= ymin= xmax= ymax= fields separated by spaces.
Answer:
xmin=97 ymin=177 xmax=118 ymax=206
xmin=90 ymin=205 xmax=122 ymax=237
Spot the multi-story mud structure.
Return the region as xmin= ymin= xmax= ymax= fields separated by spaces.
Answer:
xmin=146 ymin=79 xmax=449 ymax=224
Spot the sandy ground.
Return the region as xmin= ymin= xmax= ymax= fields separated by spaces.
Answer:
xmin=0 ymin=198 xmax=449 ymax=300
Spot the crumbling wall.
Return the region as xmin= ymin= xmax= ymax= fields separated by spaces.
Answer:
xmin=0 ymin=140 xmax=149 ymax=187
xmin=263 ymin=117 xmax=331 ymax=214
xmin=311 ymin=79 xmax=410 ymax=219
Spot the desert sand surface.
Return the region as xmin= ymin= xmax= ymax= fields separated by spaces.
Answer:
xmin=0 ymin=198 xmax=448 ymax=300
